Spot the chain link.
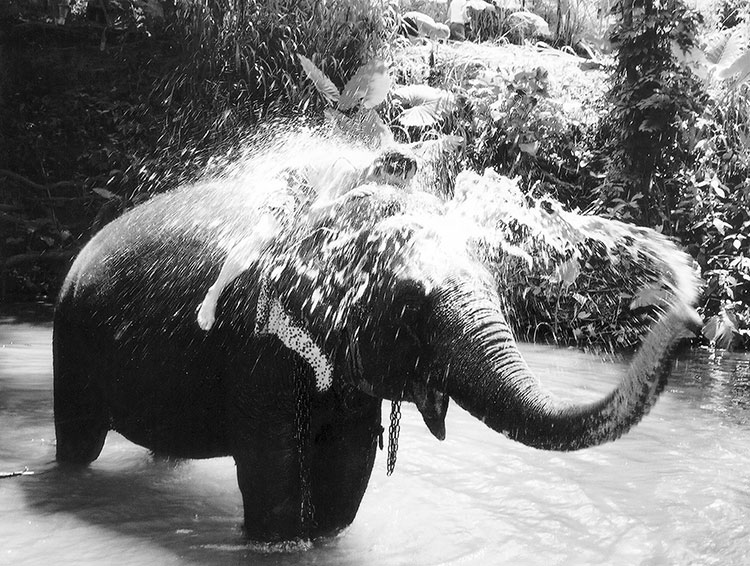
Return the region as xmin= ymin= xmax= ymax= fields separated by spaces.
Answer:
xmin=387 ymin=400 xmax=401 ymax=476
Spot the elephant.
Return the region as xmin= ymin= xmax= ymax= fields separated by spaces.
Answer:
xmin=53 ymin=156 xmax=699 ymax=543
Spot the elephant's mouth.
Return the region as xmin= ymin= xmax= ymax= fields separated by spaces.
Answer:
xmin=338 ymin=324 xmax=449 ymax=441
xmin=407 ymin=379 xmax=449 ymax=440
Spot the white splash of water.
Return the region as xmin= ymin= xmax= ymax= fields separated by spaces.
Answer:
xmin=188 ymin=125 xmax=698 ymax=338
xmin=443 ymin=169 xmax=699 ymax=309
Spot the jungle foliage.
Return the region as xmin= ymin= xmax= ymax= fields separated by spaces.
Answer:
xmin=2 ymin=0 xmax=750 ymax=349
xmin=381 ymin=0 xmax=750 ymax=349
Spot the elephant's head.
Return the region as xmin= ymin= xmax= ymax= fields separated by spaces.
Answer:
xmin=259 ymin=187 xmax=699 ymax=451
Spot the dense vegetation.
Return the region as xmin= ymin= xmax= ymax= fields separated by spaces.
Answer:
xmin=1 ymin=0 xmax=749 ymax=349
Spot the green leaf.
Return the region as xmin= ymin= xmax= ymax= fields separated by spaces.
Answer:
xmin=339 ymin=59 xmax=390 ymax=111
xmin=710 ymin=176 xmax=726 ymax=198
xmin=398 ymin=103 xmax=440 ymax=127
xmin=358 ymin=109 xmax=395 ymax=145
xmin=630 ymin=285 xmax=670 ymax=309
xmin=324 ymin=108 xmax=394 ymax=146
xmin=702 ymin=311 xmax=737 ymax=349
xmin=671 ymin=39 xmax=708 ymax=78
xmin=712 ymin=217 xmax=731 ymax=234
xmin=550 ymin=259 xmax=581 ymax=288
xmin=393 ymin=85 xmax=458 ymax=127
xmin=704 ymin=25 xmax=749 ymax=73
xmin=297 ymin=54 xmax=340 ymax=105
xmin=518 ymin=140 xmax=539 ymax=155
xmin=572 ymin=292 xmax=587 ymax=305
xmin=718 ymin=50 xmax=750 ymax=86
xmin=392 ymin=84 xmax=455 ymax=110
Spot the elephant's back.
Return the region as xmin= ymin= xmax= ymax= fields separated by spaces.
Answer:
xmin=53 ymin=182 xmax=267 ymax=457
xmin=61 ymin=182 xmax=261 ymax=305
xmin=55 ymin=179 xmax=273 ymax=344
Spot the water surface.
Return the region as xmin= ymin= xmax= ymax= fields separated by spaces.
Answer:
xmin=2 ymin=307 xmax=749 ymax=565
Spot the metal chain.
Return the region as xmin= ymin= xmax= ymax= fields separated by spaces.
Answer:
xmin=294 ymin=361 xmax=314 ymax=535
xmin=387 ymin=400 xmax=401 ymax=476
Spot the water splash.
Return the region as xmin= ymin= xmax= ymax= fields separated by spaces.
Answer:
xmin=200 ymin=538 xmax=314 ymax=554
xmin=446 ymin=168 xmax=699 ymax=308
xmin=183 ymin=124 xmax=698 ymax=343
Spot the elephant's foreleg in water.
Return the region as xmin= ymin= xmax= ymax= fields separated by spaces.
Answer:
xmin=227 ymin=344 xmax=381 ymax=540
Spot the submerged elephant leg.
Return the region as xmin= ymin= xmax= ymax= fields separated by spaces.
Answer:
xmin=54 ymin=371 xmax=108 ymax=464
xmin=307 ymin=393 xmax=381 ymax=536
xmin=228 ymin=343 xmax=306 ymax=541
xmin=53 ymin=318 xmax=109 ymax=464
xmin=234 ymin=431 xmax=303 ymax=541
xmin=228 ymin=339 xmax=381 ymax=541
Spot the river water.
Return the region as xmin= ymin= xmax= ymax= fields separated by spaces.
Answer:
xmin=2 ymin=305 xmax=750 ymax=566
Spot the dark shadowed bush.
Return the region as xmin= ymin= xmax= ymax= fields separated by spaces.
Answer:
xmin=159 ymin=0 xmax=391 ymax=117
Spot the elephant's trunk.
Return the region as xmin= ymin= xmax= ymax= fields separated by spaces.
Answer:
xmin=429 ymin=278 xmax=698 ymax=451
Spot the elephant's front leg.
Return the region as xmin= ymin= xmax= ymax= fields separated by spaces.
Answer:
xmin=229 ymin=345 xmax=306 ymax=542
xmin=233 ymin=424 xmax=304 ymax=541
xmin=232 ymin=397 xmax=381 ymax=542
xmin=307 ymin=391 xmax=382 ymax=537
xmin=229 ymin=343 xmax=382 ymax=541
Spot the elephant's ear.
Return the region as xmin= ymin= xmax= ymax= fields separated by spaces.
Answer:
xmin=255 ymin=278 xmax=334 ymax=392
